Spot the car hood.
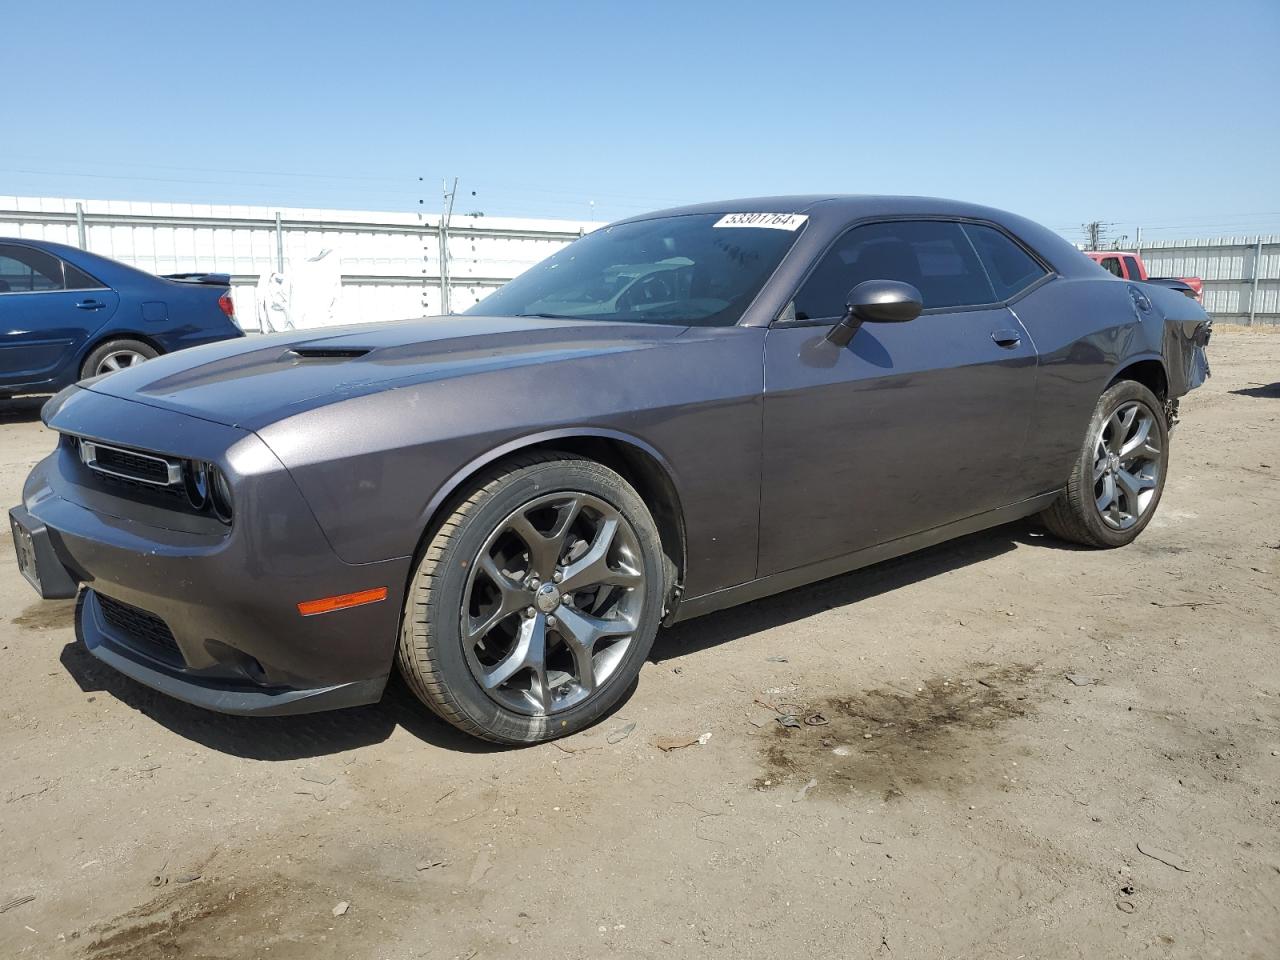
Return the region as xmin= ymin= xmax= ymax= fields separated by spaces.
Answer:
xmin=81 ymin=314 xmax=688 ymax=430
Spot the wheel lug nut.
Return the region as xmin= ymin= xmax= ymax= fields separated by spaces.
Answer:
xmin=547 ymin=615 xmax=557 ymax=627
xmin=525 ymin=607 xmax=535 ymax=618
xmin=553 ymin=570 xmax=563 ymax=583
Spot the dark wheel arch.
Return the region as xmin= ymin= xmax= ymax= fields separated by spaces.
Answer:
xmin=1108 ymin=357 xmax=1168 ymax=401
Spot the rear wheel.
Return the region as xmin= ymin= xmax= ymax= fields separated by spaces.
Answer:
xmin=81 ymin=339 xmax=159 ymax=380
xmin=1040 ymin=380 xmax=1169 ymax=548
xmin=396 ymin=453 xmax=667 ymax=744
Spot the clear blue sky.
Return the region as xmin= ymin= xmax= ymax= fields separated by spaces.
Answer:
xmin=5 ymin=0 xmax=1278 ymax=244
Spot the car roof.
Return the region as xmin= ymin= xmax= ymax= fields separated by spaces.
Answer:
xmin=614 ymin=194 xmax=1022 ymax=225
xmin=0 ymin=236 xmax=87 ymax=257
xmin=0 ymin=235 xmax=158 ymax=284
xmin=609 ymin=194 xmax=1097 ymax=279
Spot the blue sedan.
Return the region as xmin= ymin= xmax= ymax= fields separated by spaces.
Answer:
xmin=0 ymin=238 xmax=243 ymax=397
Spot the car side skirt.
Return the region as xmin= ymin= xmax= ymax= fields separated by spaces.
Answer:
xmin=669 ymin=490 xmax=1061 ymax=623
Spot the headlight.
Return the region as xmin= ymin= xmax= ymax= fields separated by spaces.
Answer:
xmin=184 ymin=461 xmax=210 ymax=511
xmin=209 ymin=465 xmax=234 ymax=524
xmin=183 ymin=460 xmax=233 ymax=524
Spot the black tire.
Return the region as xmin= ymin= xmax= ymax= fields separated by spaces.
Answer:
xmin=80 ymin=339 xmax=159 ymax=381
xmin=1039 ymin=380 xmax=1170 ymax=548
xmin=396 ymin=452 xmax=667 ymax=744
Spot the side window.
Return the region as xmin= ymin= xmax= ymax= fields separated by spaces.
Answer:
xmin=1099 ymin=256 xmax=1124 ymax=277
xmin=1124 ymin=256 xmax=1143 ymax=280
xmin=0 ymin=244 xmax=64 ymax=293
xmin=962 ymin=223 xmax=1048 ymax=301
xmin=63 ymin=261 xmax=105 ymax=290
xmin=793 ymin=220 xmax=996 ymax=319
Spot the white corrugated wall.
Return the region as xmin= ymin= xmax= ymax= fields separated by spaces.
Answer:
xmin=1139 ymin=236 xmax=1279 ymax=323
xmin=0 ymin=196 xmax=601 ymax=330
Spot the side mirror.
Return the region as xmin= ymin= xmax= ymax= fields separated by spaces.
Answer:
xmin=825 ymin=279 xmax=923 ymax=347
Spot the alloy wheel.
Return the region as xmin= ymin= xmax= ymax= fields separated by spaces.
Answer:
xmin=1093 ymin=400 xmax=1161 ymax=530
xmin=461 ymin=492 xmax=645 ymax=716
xmin=96 ymin=349 xmax=149 ymax=375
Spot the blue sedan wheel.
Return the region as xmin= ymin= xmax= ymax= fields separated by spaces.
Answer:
xmin=80 ymin=339 xmax=159 ymax=381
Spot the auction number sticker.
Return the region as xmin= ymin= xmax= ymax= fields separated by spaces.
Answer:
xmin=713 ymin=213 xmax=808 ymax=231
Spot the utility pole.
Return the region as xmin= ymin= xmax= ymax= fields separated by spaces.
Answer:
xmin=75 ymin=201 xmax=87 ymax=250
xmin=274 ymin=211 xmax=284 ymax=272
xmin=1081 ymin=220 xmax=1117 ymax=251
xmin=1250 ymin=235 xmax=1263 ymax=326
xmin=1135 ymin=226 xmax=1142 ymax=257
xmin=439 ymin=177 xmax=458 ymax=315
xmin=417 ymin=177 xmax=429 ymax=313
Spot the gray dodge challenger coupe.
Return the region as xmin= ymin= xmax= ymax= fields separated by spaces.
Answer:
xmin=9 ymin=196 xmax=1211 ymax=743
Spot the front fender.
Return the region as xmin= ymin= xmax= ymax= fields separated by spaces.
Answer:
xmin=412 ymin=425 xmax=684 ymax=545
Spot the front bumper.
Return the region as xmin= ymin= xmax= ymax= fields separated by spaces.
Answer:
xmin=15 ymin=388 xmax=411 ymax=716
xmin=76 ymin=591 xmax=386 ymax=716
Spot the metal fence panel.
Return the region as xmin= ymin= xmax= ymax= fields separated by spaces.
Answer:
xmin=0 ymin=195 xmax=598 ymax=331
xmin=1140 ymin=235 xmax=1279 ymax=325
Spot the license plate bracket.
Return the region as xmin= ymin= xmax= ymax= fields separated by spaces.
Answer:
xmin=9 ymin=507 xmax=80 ymax=600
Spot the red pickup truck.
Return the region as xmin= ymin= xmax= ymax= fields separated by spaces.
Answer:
xmin=1084 ymin=250 xmax=1203 ymax=303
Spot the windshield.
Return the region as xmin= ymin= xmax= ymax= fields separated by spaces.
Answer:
xmin=466 ymin=213 xmax=804 ymax=326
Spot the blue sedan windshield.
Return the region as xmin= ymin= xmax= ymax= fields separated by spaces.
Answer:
xmin=467 ymin=213 xmax=804 ymax=326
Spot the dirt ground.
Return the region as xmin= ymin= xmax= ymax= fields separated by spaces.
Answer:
xmin=1 ymin=330 xmax=1276 ymax=960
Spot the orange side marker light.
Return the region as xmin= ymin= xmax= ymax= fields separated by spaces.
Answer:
xmin=297 ymin=587 xmax=388 ymax=617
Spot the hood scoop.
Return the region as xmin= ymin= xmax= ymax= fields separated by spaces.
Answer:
xmin=289 ymin=346 xmax=372 ymax=360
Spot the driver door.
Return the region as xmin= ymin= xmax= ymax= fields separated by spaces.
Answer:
xmin=757 ymin=219 xmax=1038 ymax=577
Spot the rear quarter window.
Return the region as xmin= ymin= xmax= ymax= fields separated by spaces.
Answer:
xmin=962 ymin=223 xmax=1048 ymax=300
xmin=63 ymin=262 xmax=106 ymax=290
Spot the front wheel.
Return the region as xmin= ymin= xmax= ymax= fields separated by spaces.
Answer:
xmin=1039 ymin=380 xmax=1170 ymax=548
xmin=396 ymin=453 xmax=667 ymax=744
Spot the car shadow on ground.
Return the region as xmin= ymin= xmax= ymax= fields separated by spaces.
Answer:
xmin=55 ymin=518 xmax=1064 ymax=761
xmin=1229 ymin=382 xmax=1280 ymax=398
xmin=58 ymin=642 xmax=505 ymax=761
xmin=652 ymin=519 xmax=1070 ymax=661
xmin=0 ymin=397 xmax=48 ymax=423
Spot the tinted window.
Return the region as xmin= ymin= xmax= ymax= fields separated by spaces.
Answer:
xmin=793 ymin=220 xmax=995 ymax=319
xmin=0 ymin=244 xmax=64 ymax=293
xmin=467 ymin=213 xmax=803 ymax=327
xmin=1099 ymin=256 xmax=1124 ymax=277
xmin=63 ymin=261 xmax=104 ymax=290
xmin=963 ymin=223 xmax=1048 ymax=300
xmin=1124 ymin=256 xmax=1143 ymax=280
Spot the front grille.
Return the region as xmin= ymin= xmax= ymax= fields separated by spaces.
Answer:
xmin=62 ymin=434 xmax=207 ymax=519
xmin=96 ymin=593 xmax=183 ymax=665
xmin=93 ymin=445 xmax=172 ymax=484
xmin=93 ymin=470 xmax=190 ymax=505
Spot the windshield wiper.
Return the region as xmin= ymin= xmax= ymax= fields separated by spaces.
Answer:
xmin=515 ymin=312 xmax=584 ymax=320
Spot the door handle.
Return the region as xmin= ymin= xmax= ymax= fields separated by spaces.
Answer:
xmin=76 ymin=299 xmax=106 ymax=310
xmin=991 ymin=328 xmax=1021 ymax=348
